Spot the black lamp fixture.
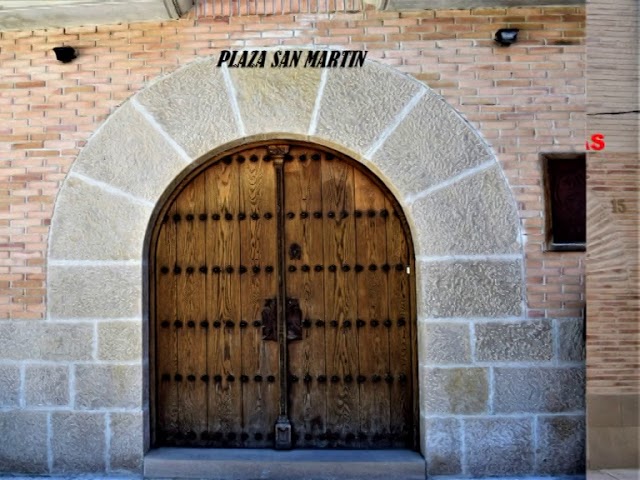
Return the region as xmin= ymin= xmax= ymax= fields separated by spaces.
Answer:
xmin=494 ymin=28 xmax=519 ymax=47
xmin=53 ymin=46 xmax=78 ymax=63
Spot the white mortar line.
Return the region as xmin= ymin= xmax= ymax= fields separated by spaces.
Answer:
xmin=69 ymin=364 xmax=76 ymax=409
xmin=553 ymin=319 xmax=559 ymax=367
xmin=308 ymin=68 xmax=328 ymax=135
xmin=93 ymin=322 xmax=99 ymax=361
xmin=404 ymin=159 xmax=495 ymax=205
xmin=422 ymin=411 xmax=585 ymax=420
xmin=105 ymin=412 xmax=111 ymax=473
xmin=422 ymin=361 xmax=561 ymax=368
xmin=45 ymin=317 xmax=141 ymax=324
xmin=69 ymin=172 xmax=155 ymax=209
xmin=459 ymin=418 xmax=467 ymax=475
xmin=130 ymin=97 xmax=192 ymax=165
xmin=416 ymin=253 xmax=522 ymax=263
xmin=532 ymin=415 xmax=539 ymax=471
xmin=48 ymin=259 xmax=141 ymax=267
xmin=488 ymin=367 xmax=494 ymax=414
xmin=0 ymin=406 xmax=144 ymax=414
xmin=419 ymin=316 xmax=527 ymax=324
xmin=469 ymin=323 xmax=476 ymax=363
xmin=19 ymin=363 xmax=26 ymax=408
xmin=47 ymin=412 xmax=53 ymax=473
xmin=221 ymin=64 xmax=246 ymax=137
xmin=365 ymin=89 xmax=426 ymax=158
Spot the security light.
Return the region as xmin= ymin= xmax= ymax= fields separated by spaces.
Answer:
xmin=494 ymin=29 xmax=519 ymax=47
xmin=53 ymin=46 xmax=77 ymax=63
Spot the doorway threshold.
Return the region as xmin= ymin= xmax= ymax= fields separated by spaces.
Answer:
xmin=144 ymin=448 xmax=426 ymax=480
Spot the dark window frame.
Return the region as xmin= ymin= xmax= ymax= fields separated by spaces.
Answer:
xmin=541 ymin=152 xmax=586 ymax=252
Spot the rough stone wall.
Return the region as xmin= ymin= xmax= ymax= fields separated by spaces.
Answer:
xmin=585 ymin=0 xmax=639 ymax=468
xmin=0 ymin=6 xmax=585 ymax=477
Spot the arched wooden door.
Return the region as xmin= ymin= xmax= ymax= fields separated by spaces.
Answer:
xmin=151 ymin=142 xmax=417 ymax=450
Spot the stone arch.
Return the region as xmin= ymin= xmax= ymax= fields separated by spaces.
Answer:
xmin=47 ymin=48 xmax=524 ymax=467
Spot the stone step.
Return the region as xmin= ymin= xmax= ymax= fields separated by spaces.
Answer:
xmin=144 ymin=448 xmax=426 ymax=480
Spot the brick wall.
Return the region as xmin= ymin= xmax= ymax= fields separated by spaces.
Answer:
xmin=0 ymin=6 xmax=586 ymax=323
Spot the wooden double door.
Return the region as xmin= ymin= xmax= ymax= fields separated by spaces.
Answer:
xmin=151 ymin=142 xmax=416 ymax=450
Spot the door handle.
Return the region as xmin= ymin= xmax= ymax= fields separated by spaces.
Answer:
xmin=262 ymin=298 xmax=277 ymax=341
xmin=286 ymin=297 xmax=302 ymax=341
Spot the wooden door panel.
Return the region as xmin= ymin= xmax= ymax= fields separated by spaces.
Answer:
xmin=354 ymin=171 xmax=391 ymax=447
xmin=283 ymin=147 xmax=327 ymax=448
xmin=155 ymin=203 xmax=179 ymax=444
xmin=238 ymin=148 xmax=279 ymax=447
xmin=175 ymin=174 xmax=208 ymax=442
xmin=319 ymin=157 xmax=360 ymax=447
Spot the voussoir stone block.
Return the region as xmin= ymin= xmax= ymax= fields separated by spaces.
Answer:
xmin=410 ymin=165 xmax=520 ymax=256
xmin=110 ymin=412 xmax=144 ymax=473
xmin=422 ymin=323 xmax=471 ymax=364
xmin=49 ymin=175 xmax=152 ymax=261
xmin=372 ymin=94 xmax=493 ymax=199
xmin=536 ymin=415 xmax=585 ymax=474
xmin=229 ymin=50 xmax=322 ymax=135
xmin=98 ymin=321 xmax=142 ymax=361
xmin=424 ymin=417 xmax=462 ymax=475
xmin=0 ymin=411 xmax=48 ymax=474
xmin=558 ymin=318 xmax=585 ymax=362
xmin=136 ymin=59 xmax=240 ymax=159
xmin=315 ymin=62 xmax=421 ymax=155
xmin=0 ymin=322 xmax=93 ymax=360
xmin=52 ymin=412 xmax=106 ymax=473
xmin=464 ymin=417 xmax=534 ymax=476
xmin=25 ymin=364 xmax=69 ymax=406
xmin=419 ymin=260 xmax=522 ymax=318
xmin=48 ymin=265 xmax=141 ymax=319
xmin=0 ymin=364 xmax=19 ymax=406
xmin=72 ymin=101 xmax=189 ymax=203
xmin=475 ymin=320 xmax=553 ymax=362
xmin=422 ymin=367 xmax=488 ymax=414
xmin=494 ymin=367 xmax=585 ymax=413
xmin=75 ymin=364 xmax=142 ymax=410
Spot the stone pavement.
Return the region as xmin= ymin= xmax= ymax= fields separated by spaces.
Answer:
xmin=1 ymin=470 xmax=638 ymax=480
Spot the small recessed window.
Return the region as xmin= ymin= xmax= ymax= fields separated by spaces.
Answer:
xmin=542 ymin=153 xmax=586 ymax=251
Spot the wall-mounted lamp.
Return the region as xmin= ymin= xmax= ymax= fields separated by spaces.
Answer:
xmin=494 ymin=29 xmax=519 ymax=47
xmin=53 ymin=46 xmax=77 ymax=63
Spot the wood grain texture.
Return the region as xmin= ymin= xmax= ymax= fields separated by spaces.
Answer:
xmin=152 ymin=142 xmax=416 ymax=450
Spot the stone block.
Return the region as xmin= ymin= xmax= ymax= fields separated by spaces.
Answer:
xmin=75 ymin=364 xmax=141 ymax=409
xmin=372 ymin=93 xmax=493 ymax=199
xmin=422 ymin=367 xmax=488 ymax=414
xmin=25 ymin=365 xmax=69 ymax=406
xmin=536 ymin=415 xmax=585 ymax=474
xmin=230 ymin=50 xmax=322 ymax=135
xmin=110 ymin=412 xmax=144 ymax=472
xmin=72 ymin=101 xmax=188 ymax=203
xmin=0 ymin=364 xmax=19 ymax=406
xmin=0 ymin=322 xmax=93 ymax=360
xmin=137 ymin=59 xmax=240 ymax=159
xmin=48 ymin=265 xmax=141 ymax=319
xmin=418 ymin=260 xmax=523 ymax=318
xmin=558 ymin=318 xmax=585 ymax=362
xmin=424 ymin=417 xmax=462 ymax=475
xmin=52 ymin=412 xmax=106 ymax=473
xmin=421 ymin=323 xmax=471 ymax=364
xmin=316 ymin=62 xmax=421 ymax=155
xmin=98 ymin=321 xmax=142 ymax=361
xmin=494 ymin=367 xmax=585 ymax=413
xmin=464 ymin=417 xmax=534 ymax=476
xmin=410 ymin=165 xmax=520 ymax=256
xmin=49 ymin=175 xmax=152 ymax=261
xmin=0 ymin=411 xmax=48 ymax=474
xmin=475 ymin=320 xmax=553 ymax=362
